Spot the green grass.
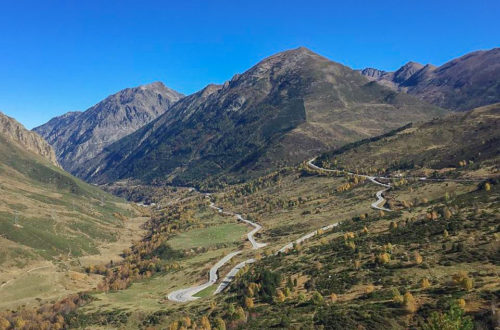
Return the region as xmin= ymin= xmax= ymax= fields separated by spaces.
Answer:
xmin=168 ymin=223 xmax=248 ymax=250
xmin=193 ymin=284 xmax=216 ymax=298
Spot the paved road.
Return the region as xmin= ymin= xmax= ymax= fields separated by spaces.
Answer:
xmin=277 ymin=222 xmax=339 ymax=254
xmin=207 ymin=197 xmax=267 ymax=249
xmin=214 ymin=258 xmax=256 ymax=294
xmin=167 ymin=196 xmax=268 ymax=302
xmin=307 ymin=158 xmax=392 ymax=212
xmin=167 ymin=251 xmax=241 ymax=302
xmin=168 ymin=158 xmax=491 ymax=302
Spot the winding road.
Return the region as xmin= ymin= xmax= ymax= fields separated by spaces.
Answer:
xmin=167 ymin=158 xmax=403 ymax=302
xmin=167 ymin=195 xmax=267 ymax=302
xmin=167 ymin=158 xmax=397 ymax=302
xmin=307 ymin=158 xmax=392 ymax=212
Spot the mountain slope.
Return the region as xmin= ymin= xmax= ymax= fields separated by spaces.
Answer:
xmin=360 ymin=48 xmax=500 ymax=111
xmin=0 ymin=114 xmax=133 ymax=266
xmin=0 ymin=112 xmax=60 ymax=167
xmin=80 ymin=47 xmax=445 ymax=186
xmin=316 ymin=103 xmax=500 ymax=173
xmin=33 ymin=82 xmax=183 ymax=173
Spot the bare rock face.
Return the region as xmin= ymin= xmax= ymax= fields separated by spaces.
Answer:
xmin=33 ymin=82 xmax=183 ymax=173
xmin=359 ymin=48 xmax=500 ymax=111
xmin=0 ymin=111 xmax=60 ymax=167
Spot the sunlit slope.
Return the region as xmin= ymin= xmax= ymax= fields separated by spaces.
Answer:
xmin=316 ymin=103 xmax=500 ymax=174
xmin=0 ymin=132 xmax=132 ymax=267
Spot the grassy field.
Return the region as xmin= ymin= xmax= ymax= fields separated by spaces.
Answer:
xmin=168 ymin=223 xmax=248 ymax=250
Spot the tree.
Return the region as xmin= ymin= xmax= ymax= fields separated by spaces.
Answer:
xmin=414 ymin=251 xmax=423 ymax=265
xmin=329 ymin=293 xmax=338 ymax=303
xmin=484 ymin=182 xmax=491 ymax=191
xmin=14 ymin=318 xmax=26 ymax=329
xmin=311 ymin=291 xmax=324 ymax=305
xmin=389 ymin=221 xmax=398 ymax=231
xmin=443 ymin=207 xmax=452 ymax=220
xmin=453 ymin=272 xmax=474 ymax=291
xmin=200 ymin=316 xmax=211 ymax=330
xmin=235 ymin=306 xmax=246 ymax=321
xmin=422 ymin=302 xmax=473 ymax=330
xmin=297 ymin=292 xmax=306 ymax=303
xmin=377 ymin=252 xmax=391 ymax=264
xmin=403 ymin=292 xmax=418 ymax=313
xmin=443 ymin=229 xmax=449 ymax=239
xmin=244 ymin=297 xmax=254 ymax=309
xmin=275 ymin=289 xmax=286 ymax=303
xmin=421 ymin=278 xmax=431 ymax=290
xmin=213 ymin=317 xmax=226 ymax=330
xmin=182 ymin=316 xmax=192 ymax=328
xmin=392 ymin=289 xmax=404 ymax=304
xmin=0 ymin=317 xmax=10 ymax=330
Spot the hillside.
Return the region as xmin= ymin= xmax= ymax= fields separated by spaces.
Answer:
xmin=360 ymin=48 xmax=500 ymax=111
xmin=0 ymin=114 xmax=139 ymax=308
xmin=78 ymin=47 xmax=445 ymax=187
xmin=33 ymin=82 xmax=183 ymax=173
xmin=0 ymin=111 xmax=60 ymax=167
xmin=45 ymin=107 xmax=499 ymax=329
xmin=316 ymin=103 xmax=500 ymax=175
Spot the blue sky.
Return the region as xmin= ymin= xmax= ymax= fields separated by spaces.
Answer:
xmin=1 ymin=0 xmax=499 ymax=129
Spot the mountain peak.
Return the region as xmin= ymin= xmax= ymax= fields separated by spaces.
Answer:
xmin=34 ymin=83 xmax=184 ymax=173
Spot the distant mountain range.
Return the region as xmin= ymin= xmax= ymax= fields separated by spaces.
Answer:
xmin=359 ymin=48 xmax=500 ymax=111
xmin=33 ymin=82 xmax=183 ymax=173
xmin=76 ymin=47 xmax=444 ymax=186
xmin=33 ymin=47 xmax=499 ymax=187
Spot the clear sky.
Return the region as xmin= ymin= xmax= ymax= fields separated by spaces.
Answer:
xmin=1 ymin=0 xmax=499 ymax=129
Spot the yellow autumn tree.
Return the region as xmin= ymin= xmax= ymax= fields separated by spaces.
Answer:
xmin=200 ymin=315 xmax=211 ymax=330
xmin=403 ymin=292 xmax=418 ymax=313
xmin=275 ymin=289 xmax=286 ymax=303
xmin=377 ymin=252 xmax=391 ymax=264
xmin=213 ymin=317 xmax=226 ymax=330
xmin=244 ymin=297 xmax=254 ymax=309
xmin=414 ymin=251 xmax=423 ymax=265
xmin=421 ymin=278 xmax=431 ymax=290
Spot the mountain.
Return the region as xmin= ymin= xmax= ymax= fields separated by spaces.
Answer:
xmin=79 ymin=47 xmax=445 ymax=187
xmin=360 ymin=48 xmax=500 ymax=111
xmin=316 ymin=102 xmax=500 ymax=172
xmin=0 ymin=111 xmax=60 ymax=167
xmin=33 ymin=82 xmax=183 ymax=173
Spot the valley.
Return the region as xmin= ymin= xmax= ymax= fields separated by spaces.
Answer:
xmin=0 ymin=46 xmax=498 ymax=329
